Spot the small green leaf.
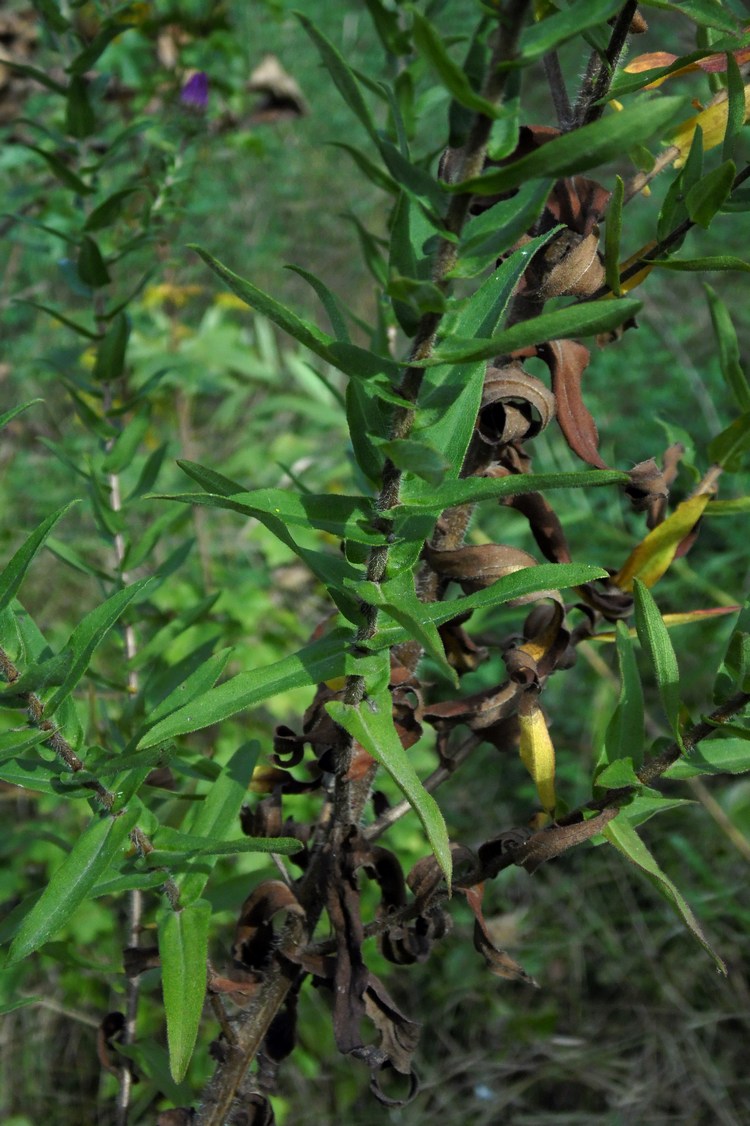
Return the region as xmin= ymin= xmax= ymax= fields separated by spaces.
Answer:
xmin=410 ymin=8 xmax=500 ymax=117
xmin=359 ymin=571 xmax=458 ymax=685
xmin=137 ymin=631 xmax=379 ymax=747
xmin=0 ymin=399 xmax=43 ymax=431
xmin=67 ymin=18 xmax=133 ymax=75
xmin=286 ymin=265 xmax=351 ymax=341
xmin=25 ymin=144 xmax=93 ymax=195
xmin=177 ymin=742 xmax=260 ymax=905
xmin=45 ymin=579 xmax=152 ymax=716
xmin=603 ymin=816 xmax=726 ymax=973
xmin=665 ymin=737 xmax=750 ymax=778
xmin=708 ymin=412 xmax=750 ymax=471
xmin=451 ymin=98 xmax=687 ymax=196
xmin=158 ymin=898 xmax=212 ymax=1082
xmin=65 ymin=75 xmax=95 ymax=138
xmin=0 ymin=503 xmax=79 ymax=613
xmin=604 ymin=622 xmax=645 ymax=769
xmin=295 ymin=12 xmax=378 ymax=140
xmin=7 ymin=805 xmax=140 ymax=963
xmin=633 ymin=580 xmax=682 ymax=744
xmin=452 ymin=179 xmax=551 ymax=278
xmin=705 ymin=284 xmax=750 ymax=411
xmin=93 ymin=312 xmax=130 ymax=381
xmin=376 ymin=437 xmax=451 ymax=487
xmin=84 ymin=188 xmax=138 ymax=232
xmin=77 ymin=235 xmax=111 ymax=287
xmin=327 ymin=688 xmax=452 ymax=888
xmin=102 ymin=414 xmax=149 ymax=474
xmin=17 ymin=299 xmax=98 ymax=339
xmin=723 ymin=50 xmax=746 ymax=161
xmin=651 ymin=256 xmax=750 ymax=273
xmin=686 ymin=160 xmax=735 ymax=228
xmin=517 ymin=0 xmax=621 ymax=59
xmin=190 ymin=246 xmax=335 ymax=362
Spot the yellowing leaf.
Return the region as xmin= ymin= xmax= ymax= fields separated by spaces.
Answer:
xmin=593 ymin=604 xmax=739 ymax=642
xmin=615 ymin=240 xmax=658 ymax=293
xmin=670 ymin=86 xmax=750 ymax=166
xmin=518 ymin=698 xmax=557 ymax=815
xmin=614 ymin=493 xmax=710 ymax=591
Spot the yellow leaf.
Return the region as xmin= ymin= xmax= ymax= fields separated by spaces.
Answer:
xmin=614 ymin=493 xmax=710 ymax=591
xmin=593 ymin=604 xmax=739 ymax=642
xmin=518 ymin=698 xmax=556 ymax=815
xmin=670 ymin=86 xmax=750 ymax=167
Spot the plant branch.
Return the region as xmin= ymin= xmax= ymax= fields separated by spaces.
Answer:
xmin=572 ymin=1 xmax=640 ymax=127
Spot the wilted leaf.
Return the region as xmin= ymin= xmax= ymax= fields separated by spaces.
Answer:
xmin=518 ymin=694 xmax=557 ymax=814
xmin=614 ymin=494 xmax=710 ymax=591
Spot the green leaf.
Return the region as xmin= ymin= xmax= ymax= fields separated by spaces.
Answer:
xmin=633 ymin=580 xmax=682 ymax=744
xmin=452 ymin=98 xmax=687 ymax=196
xmin=93 ymin=312 xmax=130 ymax=381
xmin=425 ymin=299 xmax=642 ymax=365
xmin=642 ymin=0 xmax=742 ymax=33
xmin=518 ymin=0 xmax=622 ymax=58
xmin=367 ymin=563 xmax=608 ymax=649
xmin=665 ymin=737 xmax=750 ymax=778
xmin=295 ymin=12 xmax=378 ymax=140
xmin=394 ymin=469 xmax=628 ymax=513
xmin=77 ymin=235 xmax=111 ymax=287
xmin=101 ymin=414 xmax=149 ymax=474
xmin=685 ymin=160 xmax=735 ymax=228
xmin=376 ymin=438 xmax=451 ymax=487
xmin=146 ymin=837 xmax=303 ymax=866
xmin=0 ymin=399 xmax=43 ymax=431
xmin=286 ymin=265 xmax=351 ymax=342
xmin=651 ymin=256 xmax=750 ymax=273
xmin=329 ymin=141 xmax=398 ymax=195
xmin=452 ymin=179 xmax=552 ymax=278
xmin=25 ymin=144 xmax=93 ymax=195
xmin=604 ymin=622 xmax=645 ymax=769
xmin=176 ymin=742 xmax=260 ymax=905
xmin=359 ymin=571 xmax=458 ymax=685
xmin=713 ymin=599 xmax=750 ymax=699
xmin=0 ymin=503 xmax=79 ymax=613
xmin=410 ymin=8 xmax=500 ymax=117
xmin=708 ymin=412 xmax=750 ymax=471
xmin=84 ymin=188 xmax=138 ymax=232
xmin=67 ymin=17 xmax=133 ymax=75
xmin=704 ymin=285 xmax=750 ymax=411
xmin=190 ymin=245 xmax=335 ymax=362
xmin=7 ymin=804 xmax=140 ymax=963
xmin=328 ymin=687 xmax=452 ymax=888
xmin=604 ymin=176 xmax=624 ymax=296
xmin=145 ymin=649 xmax=234 ymax=732
xmin=137 ymin=630 xmax=379 ymax=748
xmin=602 ymin=815 xmax=726 ymax=972
xmin=158 ymin=898 xmax=211 ymax=1082
xmin=45 ymin=579 xmax=152 ymax=716
xmin=65 ymin=75 xmax=95 ymax=138
xmin=723 ymin=50 xmax=745 ymax=161
xmin=17 ymin=298 xmax=98 ymax=339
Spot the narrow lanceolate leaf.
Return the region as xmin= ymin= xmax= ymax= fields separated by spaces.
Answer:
xmin=158 ymin=898 xmax=212 ymax=1082
xmin=517 ymin=0 xmax=621 ymax=59
xmin=411 ymin=9 xmax=500 ymax=117
xmin=604 ymin=622 xmax=645 ymax=770
xmin=44 ymin=579 xmax=152 ymax=716
xmin=295 ymin=12 xmax=378 ymax=140
xmin=327 ymin=688 xmax=452 ymax=889
xmin=705 ymin=285 xmax=750 ymax=411
xmin=518 ymin=698 xmax=557 ymax=815
xmin=0 ymin=503 xmax=79 ymax=613
xmin=603 ymin=816 xmax=726 ymax=973
xmin=138 ymin=631 xmax=379 ymax=748
xmin=685 ymin=160 xmax=735 ymax=228
xmin=633 ymin=580 xmax=682 ymax=744
xmin=0 ymin=400 xmax=43 ymax=431
xmin=613 ymin=494 xmax=710 ymax=591
xmin=7 ymin=805 xmax=140 ymax=963
xmin=394 ymin=469 xmax=628 ymax=513
xmin=177 ymin=742 xmax=260 ymax=905
xmin=451 ymin=97 xmax=687 ymax=195
xmin=425 ymin=299 xmax=642 ymax=365
xmin=357 ymin=572 xmax=458 ymax=686
xmin=189 ymin=246 xmax=334 ymax=360
xmin=707 ymin=411 xmax=750 ymax=471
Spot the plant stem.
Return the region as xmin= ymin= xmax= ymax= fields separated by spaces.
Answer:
xmin=572 ymin=1 xmax=640 ymax=127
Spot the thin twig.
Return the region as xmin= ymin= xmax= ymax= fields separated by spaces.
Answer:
xmin=544 ymin=50 xmax=572 ymax=130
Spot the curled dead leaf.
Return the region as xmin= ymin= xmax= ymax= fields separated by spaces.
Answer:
xmin=528 ymin=230 xmax=604 ymax=299
xmin=233 ymin=880 xmax=306 ymax=971
xmin=424 ymin=542 xmax=541 ymax=594
xmin=538 ymin=339 xmax=608 ymax=469
xmin=464 ymin=883 xmax=537 ymax=985
xmin=479 ymin=362 xmax=556 ymax=445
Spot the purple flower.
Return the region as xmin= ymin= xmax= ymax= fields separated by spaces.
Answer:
xmin=180 ymin=71 xmax=209 ymax=110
